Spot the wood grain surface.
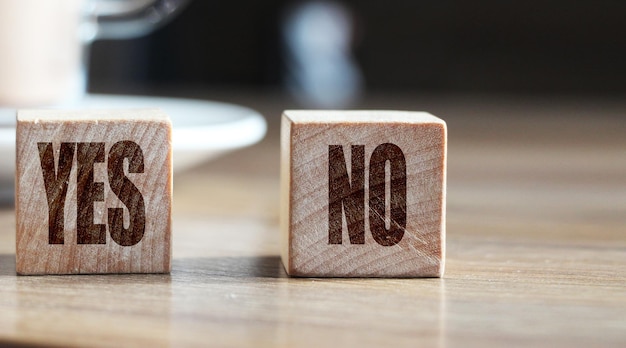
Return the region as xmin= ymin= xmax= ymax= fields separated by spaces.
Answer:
xmin=281 ymin=110 xmax=446 ymax=277
xmin=0 ymin=94 xmax=624 ymax=347
xmin=15 ymin=109 xmax=172 ymax=274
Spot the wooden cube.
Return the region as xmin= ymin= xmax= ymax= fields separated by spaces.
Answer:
xmin=16 ymin=109 xmax=172 ymax=275
xmin=280 ymin=110 xmax=446 ymax=277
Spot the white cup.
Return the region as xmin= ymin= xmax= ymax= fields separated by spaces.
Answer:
xmin=0 ymin=0 xmax=188 ymax=107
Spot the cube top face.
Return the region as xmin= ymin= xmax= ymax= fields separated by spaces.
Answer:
xmin=16 ymin=109 xmax=172 ymax=275
xmin=17 ymin=108 xmax=170 ymax=122
xmin=281 ymin=110 xmax=446 ymax=277
xmin=282 ymin=110 xmax=443 ymax=124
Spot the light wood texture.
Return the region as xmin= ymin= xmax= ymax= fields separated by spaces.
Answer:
xmin=15 ymin=109 xmax=172 ymax=274
xmin=281 ymin=110 xmax=446 ymax=277
xmin=1 ymin=94 xmax=625 ymax=347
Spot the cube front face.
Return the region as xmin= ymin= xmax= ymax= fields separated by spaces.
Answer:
xmin=281 ymin=111 xmax=446 ymax=277
xmin=16 ymin=109 xmax=172 ymax=275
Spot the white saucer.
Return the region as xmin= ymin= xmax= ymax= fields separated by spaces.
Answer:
xmin=0 ymin=94 xmax=267 ymax=185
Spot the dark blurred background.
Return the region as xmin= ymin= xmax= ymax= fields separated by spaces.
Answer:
xmin=89 ymin=0 xmax=626 ymax=101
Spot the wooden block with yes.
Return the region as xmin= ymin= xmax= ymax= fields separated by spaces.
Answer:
xmin=16 ymin=109 xmax=172 ymax=275
xmin=280 ymin=110 xmax=447 ymax=277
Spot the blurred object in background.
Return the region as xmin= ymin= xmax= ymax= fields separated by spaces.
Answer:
xmin=92 ymin=0 xmax=190 ymax=39
xmin=281 ymin=1 xmax=363 ymax=108
xmin=0 ymin=0 xmax=188 ymax=107
xmin=90 ymin=1 xmax=626 ymax=98
xmin=0 ymin=0 xmax=85 ymax=106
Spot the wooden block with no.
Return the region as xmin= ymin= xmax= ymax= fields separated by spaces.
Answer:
xmin=16 ymin=109 xmax=172 ymax=275
xmin=280 ymin=110 xmax=447 ymax=277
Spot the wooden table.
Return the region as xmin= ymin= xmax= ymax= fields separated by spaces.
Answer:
xmin=0 ymin=93 xmax=624 ymax=347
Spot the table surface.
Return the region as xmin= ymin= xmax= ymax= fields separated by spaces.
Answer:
xmin=0 ymin=93 xmax=624 ymax=347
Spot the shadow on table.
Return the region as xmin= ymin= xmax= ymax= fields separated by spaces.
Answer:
xmin=173 ymin=255 xmax=287 ymax=279
xmin=2 ymin=253 xmax=287 ymax=279
xmin=0 ymin=183 xmax=14 ymax=207
xmin=0 ymin=254 xmax=15 ymax=276
xmin=0 ymin=339 xmax=66 ymax=348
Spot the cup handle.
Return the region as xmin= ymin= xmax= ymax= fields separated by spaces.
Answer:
xmin=91 ymin=0 xmax=190 ymax=40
